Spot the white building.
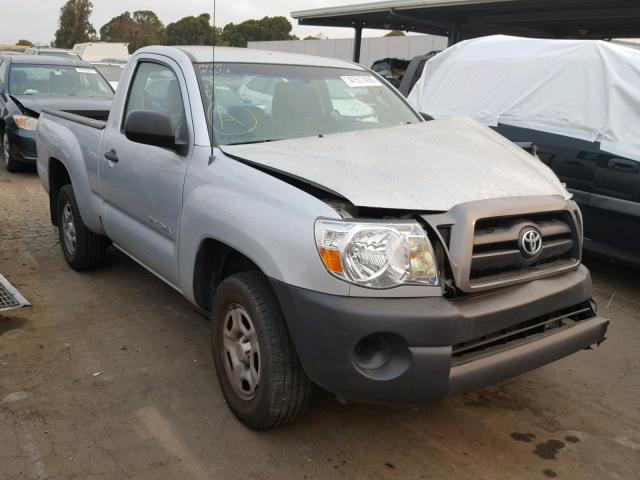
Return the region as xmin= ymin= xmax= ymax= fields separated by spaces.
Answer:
xmin=248 ymin=34 xmax=447 ymax=67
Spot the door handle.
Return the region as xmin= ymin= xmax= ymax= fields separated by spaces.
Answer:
xmin=608 ymin=158 xmax=638 ymax=173
xmin=104 ymin=149 xmax=119 ymax=163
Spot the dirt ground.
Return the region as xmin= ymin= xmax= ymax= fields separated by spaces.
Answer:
xmin=1 ymin=167 xmax=639 ymax=480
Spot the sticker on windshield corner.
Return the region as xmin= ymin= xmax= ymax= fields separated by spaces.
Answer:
xmin=75 ymin=68 xmax=97 ymax=74
xmin=341 ymin=75 xmax=381 ymax=88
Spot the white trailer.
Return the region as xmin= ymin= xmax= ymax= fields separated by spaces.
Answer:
xmin=248 ymin=34 xmax=447 ymax=67
xmin=72 ymin=42 xmax=129 ymax=62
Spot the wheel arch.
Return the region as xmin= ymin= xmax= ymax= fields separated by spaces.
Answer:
xmin=192 ymin=237 xmax=262 ymax=312
xmin=48 ymin=157 xmax=71 ymax=226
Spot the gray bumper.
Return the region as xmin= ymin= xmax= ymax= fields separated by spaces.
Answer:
xmin=271 ymin=265 xmax=608 ymax=404
xmin=448 ymin=315 xmax=608 ymax=395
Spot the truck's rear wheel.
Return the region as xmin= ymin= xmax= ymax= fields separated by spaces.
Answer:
xmin=56 ymin=185 xmax=107 ymax=271
xmin=2 ymin=132 xmax=22 ymax=173
xmin=211 ymin=271 xmax=312 ymax=430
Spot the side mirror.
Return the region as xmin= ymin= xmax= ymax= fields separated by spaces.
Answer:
xmin=124 ymin=110 xmax=177 ymax=150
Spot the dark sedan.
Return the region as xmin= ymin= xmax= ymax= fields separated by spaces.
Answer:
xmin=0 ymin=55 xmax=113 ymax=172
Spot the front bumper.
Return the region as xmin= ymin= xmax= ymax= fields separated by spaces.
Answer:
xmin=8 ymin=128 xmax=37 ymax=164
xmin=271 ymin=265 xmax=608 ymax=404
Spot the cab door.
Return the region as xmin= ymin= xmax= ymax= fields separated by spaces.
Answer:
xmin=99 ymin=57 xmax=193 ymax=286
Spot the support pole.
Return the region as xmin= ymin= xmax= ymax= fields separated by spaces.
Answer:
xmin=353 ymin=26 xmax=363 ymax=63
xmin=448 ymin=24 xmax=462 ymax=46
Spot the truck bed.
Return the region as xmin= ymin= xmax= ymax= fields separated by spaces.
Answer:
xmin=41 ymin=108 xmax=108 ymax=129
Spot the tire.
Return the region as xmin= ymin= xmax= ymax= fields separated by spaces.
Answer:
xmin=211 ymin=271 xmax=312 ymax=430
xmin=56 ymin=184 xmax=108 ymax=271
xmin=2 ymin=131 xmax=22 ymax=173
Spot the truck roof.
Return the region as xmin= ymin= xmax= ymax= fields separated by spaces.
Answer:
xmin=137 ymin=45 xmax=366 ymax=70
xmin=4 ymin=54 xmax=92 ymax=67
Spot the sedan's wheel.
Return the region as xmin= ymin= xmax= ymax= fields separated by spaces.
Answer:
xmin=211 ymin=271 xmax=312 ymax=430
xmin=56 ymin=185 xmax=108 ymax=271
xmin=2 ymin=132 xmax=21 ymax=173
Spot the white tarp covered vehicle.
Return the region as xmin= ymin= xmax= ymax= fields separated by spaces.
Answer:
xmin=407 ymin=35 xmax=640 ymax=162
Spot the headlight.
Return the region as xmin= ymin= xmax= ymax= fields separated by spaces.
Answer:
xmin=13 ymin=115 xmax=38 ymax=131
xmin=315 ymin=219 xmax=438 ymax=289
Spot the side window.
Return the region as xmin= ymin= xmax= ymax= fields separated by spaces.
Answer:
xmin=124 ymin=61 xmax=188 ymax=144
xmin=0 ymin=61 xmax=6 ymax=92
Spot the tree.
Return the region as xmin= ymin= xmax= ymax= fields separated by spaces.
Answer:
xmin=213 ymin=27 xmax=227 ymax=46
xmin=385 ymin=30 xmax=406 ymax=37
xmin=53 ymin=0 xmax=97 ymax=48
xmin=222 ymin=16 xmax=298 ymax=48
xmin=16 ymin=39 xmax=33 ymax=46
xmin=165 ymin=14 xmax=213 ymax=46
xmin=304 ymin=36 xmax=320 ymax=40
xmin=100 ymin=10 xmax=165 ymax=53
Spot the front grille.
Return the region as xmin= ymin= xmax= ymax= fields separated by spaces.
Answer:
xmin=470 ymin=211 xmax=578 ymax=286
xmin=452 ymin=303 xmax=594 ymax=365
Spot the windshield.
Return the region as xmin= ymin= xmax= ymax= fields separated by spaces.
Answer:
xmin=94 ymin=64 xmax=125 ymax=83
xmin=194 ymin=62 xmax=420 ymax=146
xmin=8 ymin=64 xmax=114 ymax=98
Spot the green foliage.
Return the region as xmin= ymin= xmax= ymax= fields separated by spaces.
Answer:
xmin=100 ymin=10 xmax=165 ymax=53
xmin=304 ymin=36 xmax=320 ymax=40
xmin=53 ymin=0 xmax=97 ymax=49
xmin=222 ymin=16 xmax=298 ymax=48
xmin=165 ymin=14 xmax=213 ymax=46
xmin=385 ymin=30 xmax=406 ymax=37
xmin=213 ymin=27 xmax=227 ymax=46
xmin=16 ymin=39 xmax=33 ymax=47
xmin=55 ymin=8 xmax=299 ymax=50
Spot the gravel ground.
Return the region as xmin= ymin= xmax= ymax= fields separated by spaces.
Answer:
xmin=1 ymin=167 xmax=639 ymax=480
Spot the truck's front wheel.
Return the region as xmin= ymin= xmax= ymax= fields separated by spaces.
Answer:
xmin=211 ymin=271 xmax=312 ymax=430
xmin=56 ymin=185 xmax=108 ymax=271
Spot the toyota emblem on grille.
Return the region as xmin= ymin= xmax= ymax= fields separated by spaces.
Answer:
xmin=519 ymin=227 xmax=543 ymax=258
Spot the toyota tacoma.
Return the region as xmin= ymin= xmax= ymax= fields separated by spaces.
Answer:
xmin=36 ymin=46 xmax=608 ymax=430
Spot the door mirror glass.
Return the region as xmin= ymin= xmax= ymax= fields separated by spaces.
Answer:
xmin=124 ymin=110 xmax=177 ymax=149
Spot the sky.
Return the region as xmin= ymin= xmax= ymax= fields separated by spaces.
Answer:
xmin=0 ymin=0 xmax=385 ymax=45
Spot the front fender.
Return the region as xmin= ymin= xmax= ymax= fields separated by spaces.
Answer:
xmin=178 ymin=153 xmax=349 ymax=303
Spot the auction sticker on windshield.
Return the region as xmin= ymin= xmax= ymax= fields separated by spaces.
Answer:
xmin=75 ymin=68 xmax=97 ymax=74
xmin=341 ymin=75 xmax=381 ymax=88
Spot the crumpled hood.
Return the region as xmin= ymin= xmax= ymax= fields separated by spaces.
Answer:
xmin=222 ymin=117 xmax=570 ymax=211
xmin=12 ymin=95 xmax=112 ymax=115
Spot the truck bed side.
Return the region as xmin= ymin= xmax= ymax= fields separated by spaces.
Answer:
xmin=36 ymin=110 xmax=107 ymax=234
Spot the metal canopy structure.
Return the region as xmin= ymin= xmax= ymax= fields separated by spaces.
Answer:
xmin=292 ymin=0 xmax=640 ymax=61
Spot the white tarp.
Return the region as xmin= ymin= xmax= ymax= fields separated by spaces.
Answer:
xmin=407 ymin=35 xmax=640 ymax=162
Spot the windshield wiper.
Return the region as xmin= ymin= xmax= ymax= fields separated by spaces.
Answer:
xmin=226 ymin=139 xmax=277 ymax=146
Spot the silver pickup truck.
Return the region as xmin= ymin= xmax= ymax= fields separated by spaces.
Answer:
xmin=36 ymin=46 xmax=608 ymax=430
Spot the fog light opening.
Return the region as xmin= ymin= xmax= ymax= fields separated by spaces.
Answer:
xmin=354 ymin=334 xmax=392 ymax=370
xmin=352 ymin=333 xmax=412 ymax=381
